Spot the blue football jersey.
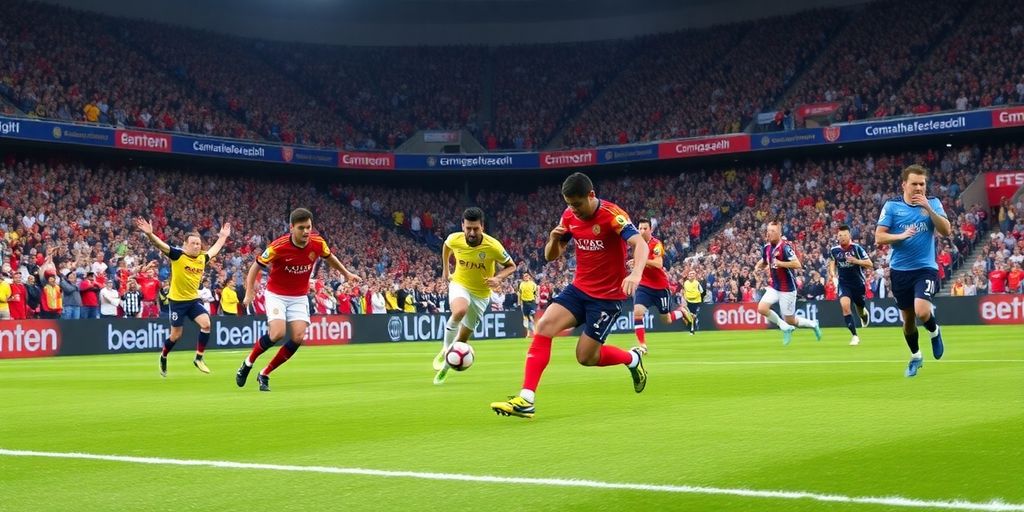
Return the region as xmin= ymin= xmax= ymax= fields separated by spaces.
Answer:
xmin=829 ymin=243 xmax=869 ymax=285
xmin=876 ymin=197 xmax=946 ymax=271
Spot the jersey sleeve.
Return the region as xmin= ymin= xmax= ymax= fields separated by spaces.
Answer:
xmin=877 ymin=201 xmax=895 ymax=229
xmin=167 ymin=247 xmax=183 ymax=261
xmin=491 ymin=240 xmax=513 ymax=265
xmin=929 ymin=197 xmax=948 ymax=219
xmin=782 ymin=244 xmax=796 ymax=259
xmin=652 ymin=242 xmax=664 ymax=257
xmin=257 ymin=245 xmax=276 ymax=267
xmin=558 ymin=211 xmax=573 ymax=242
xmin=856 ymin=244 xmax=869 ymax=260
xmin=444 ymin=232 xmax=460 ymax=249
xmin=317 ymin=237 xmax=332 ymax=258
xmin=606 ymin=206 xmax=639 ymax=241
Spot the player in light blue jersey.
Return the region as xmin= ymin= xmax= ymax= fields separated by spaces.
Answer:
xmin=875 ymin=165 xmax=952 ymax=377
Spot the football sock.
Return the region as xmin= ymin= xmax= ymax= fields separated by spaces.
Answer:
xmin=245 ymin=334 xmax=275 ymax=367
xmin=261 ymin=341 xmax=299 ymax=376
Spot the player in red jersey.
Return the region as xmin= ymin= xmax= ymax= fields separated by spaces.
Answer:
xmin=234 ymin=208 xmax=361 ymax=391
xmin=491 ymin=173 xmax=650 ymax=419
xmin=631 ymin=219 xmax=695 ymax=354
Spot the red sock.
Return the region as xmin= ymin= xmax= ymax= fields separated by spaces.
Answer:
xmin=261 ymin=341 xmax=299 ymax=376
xmin=670 ymin=309 xmax=684 ymax=322
xmin=521 ymin=334 xmax=552 ymax=392
xmin=633 ymin=318 xmax=646 ymax=344
xmin=246 ymin=334 xmax=273 ymax=365
xmin=597 ymin=345 xmax=633 ymax=367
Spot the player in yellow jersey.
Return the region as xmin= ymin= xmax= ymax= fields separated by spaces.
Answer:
xmin=517 ymin=272 xmax=538 ymax=338
xmin=136 ymin=218 xmax=230 ymax=377
xmin=433 ymin=207 xmax=517 ymax=384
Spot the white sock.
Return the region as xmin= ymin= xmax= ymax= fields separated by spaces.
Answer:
xmin=669 ymin=309 xmax=684 ymax=322
xmin=796 ymin=317 xmax=816 ymax=328
xmin=519 ymin=389 xmax=535 ymax=403
xmin=766 ymin=310 xmax=791 ymax=329
xmin=443 ymin=317 xmax=459 ymax=350
xmin=628 ymin=350 xmax=640 ymax=368
xmin=912 ymin=351 xmax=923 ymax=360
xmin=928 ymin=325 xmax=940 ymax=338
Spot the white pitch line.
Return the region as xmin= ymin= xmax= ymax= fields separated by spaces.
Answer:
xmin=1 ymin=449 xmax=1020 ymax=511
xmin=652 ymin=359 xmax=1024 ymax=365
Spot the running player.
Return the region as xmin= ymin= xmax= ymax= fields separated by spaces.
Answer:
xmin=235 ymin=208 xmax=361 ymax=391
xmin=518 ymin=271 xmax=538 ymax=338
xmin=490 ymin=172 xmax=649 ymax=419
xmin=875 ymin=164 xmax=950 ymax=377
xmin=754 ymin=220 xmax=822 ymax=345
xmin=433 ymin=207 xmax=517 ymax=385
xmin=828 ymin=225 xmax=873 ymax=346
xmin=681 ymin=270 xmax=705 ymax=335
xmin=135 ymin=218 xmax=230 ymax=377
xmin=631 ymin=219 xmax=694 ymax=353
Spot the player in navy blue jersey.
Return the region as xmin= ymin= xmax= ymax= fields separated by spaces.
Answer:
xmin=754 ymin=220 xmax=822 ymax=346
xmin=875 ymin=165 xmax=951 ymax=377
xmin=828 ymin=225 xmax=873 ymax=346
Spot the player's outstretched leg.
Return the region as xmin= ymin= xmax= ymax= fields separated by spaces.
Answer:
xmin=193 ymin=330 xmax=211 ymax=373
xmin=627 ymin=347 xmax=647 ymax=393
xmin=237 ymin=334 xmax=276 ymax=387
xmin=258 ymin=340 xmax=300 ymax=391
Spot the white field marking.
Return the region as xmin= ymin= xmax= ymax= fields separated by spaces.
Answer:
xmin=650 ymin=359 xmax=1024 ymax=365
xmin=1 ymin=449 xmax=1021 ymax=511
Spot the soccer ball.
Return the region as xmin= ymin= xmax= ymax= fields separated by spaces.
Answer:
xmin=445 ymin=342 xmax=475 ymax=371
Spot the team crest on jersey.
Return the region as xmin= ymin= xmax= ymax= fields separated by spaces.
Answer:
xmin=272 ymin=308 xmax=280 ymax=315
xmin=478 ymin=252 xmax=486 ymax=260
xmin=592 ymin=224 xmax=601 ymax=235
xmin=823 ymin=126 xmax=841 ymax=143
xmin=281 ymin=146 xmax=294 ymax=162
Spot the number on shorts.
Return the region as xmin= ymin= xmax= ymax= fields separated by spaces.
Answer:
xmin=593 ymin=311 xmax=610 ymax=330
xmin=924 ymin=279 xmax=935 ymax=296
xmin=660 ymin=296 xmax=670 ymax=311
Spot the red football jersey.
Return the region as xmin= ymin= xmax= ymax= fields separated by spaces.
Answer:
xmin=560 ymin=200 xmax=639 ymax=300
xmin=639 ymin=236 xmax=669 ymax=290
xmin=257 ymin=234 xmax=331 ymax=297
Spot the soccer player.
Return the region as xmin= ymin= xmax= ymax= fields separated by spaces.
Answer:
xmin=828 ymin=225 xmax=873 ymax=346
xmin=135 ymin=218 xmax=230 ymax=377
xmin=681 ymin=269 xmax=706 ymax=335
xmin=518 ymin=271 xmax=538 ymax=338
xmin=631 ymin=219 xmax=694 ymax=353
xmin=433 ymin=207 xmax=517 ymax=385
xmin=235 ymin=208 xmax=361 ymax=391
xmin=491 ymin=172 xmax=649 ymax=419
xmin=754 ymin=220 xmax=822 ymax=345
xmin=875 ymin=165 xmax=950 ymax=377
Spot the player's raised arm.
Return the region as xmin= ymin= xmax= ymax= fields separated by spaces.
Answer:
xmin=135 ymin=218 xmax=171 ymax=254
xmin=324 ymin=253 xmax=361 ymax=282
xmin=622 ymin=232 xmax=649 ymax=295
xmin=910 ymin=195 xmax=952 ymax=237
xmin=206 ymin=223 xmax=232 ymax=259
xmin=544 ymin=224 xmax=569 ymax=262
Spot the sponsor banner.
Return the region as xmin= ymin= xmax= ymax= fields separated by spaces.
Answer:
xmin=753 ymin=128 xmax=825 ymax=150
xmin=395 ymin=153 xmax=539 ymax=170
xmin=0 ymin=320 xmax=62 ymax=359
xmin=992 ymin=107 xmax=1024 ymax=128
xmin=338 ymin=151 xmax=395 ymax=170
xmin=828 ymin=111 xmax=991 ymax=143
xmin=539 ymin=149 xmax=598 ymax=169
xmin=290 ymin=147 xmax=337 ymax=167
xmin=796 ymin=102 xmax=840 ymax=122
xmin=173 ymin=135 xmax=276 ymax=162
xmin=115 ymin=130 xmax=172 ymax=153
xmin=657 ymin=135 xmax=751 ymax=160
xmin=984 ymin=171 xmax=1024 ymax=207
xmin=977 ymin=295 xmax=1024 ymax=325
xmin=385 ymin=312 xmax=522 ymax=342
xmin=597 ymin=144 xmax=659 ymax=164
xmin=756 ymin=112 xmax=777 ymax=125
xmin=423 ymin=130 xmax=461 ymax=144
xmin=0 ymin=117 xmax=117 ymax=147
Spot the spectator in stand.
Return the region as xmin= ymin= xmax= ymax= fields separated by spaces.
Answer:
xmin=988 ymin=264 xmax=1008 ymax=293
xmin=79 ymin=271 xmax=102 ymax=319
xmin=99 ymin=280 xmax=120 ymax=318
xmin=41 ymin=272 xmax=62 ymax=319
xmin=220 ymin=278 xmax=239 ymax=316
xmin=121 ymin=279 xmax=143 ymax=318
xmin=59 ymin=271 xmax=82 ymax=320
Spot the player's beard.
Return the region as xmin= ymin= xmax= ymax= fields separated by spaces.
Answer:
xmin=466 ymin=234 xmax=481 ymax=246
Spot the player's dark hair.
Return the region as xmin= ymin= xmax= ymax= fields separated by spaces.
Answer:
xmin=561 ymin=172 xmax=594 ymax=198
xmin=637 ymin=218 xmax=651 ymax=227
xmin=290 ymin=208 xmax=313 ymax=225
xmin=838 ymin=224 xmax=851 ymax=232
xmin=463 ymin=207 xmax=485 ymax=224
xmin=767 ymin=218 xmax=783 ymax=227
xmin=901 ymin=164 xmax=928 ymax=182
xmin=185 ymin=231 xmax=202 ymax=242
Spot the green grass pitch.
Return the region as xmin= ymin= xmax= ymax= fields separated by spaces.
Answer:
xmin=1 ymin=326 xmax=1022 ymax=511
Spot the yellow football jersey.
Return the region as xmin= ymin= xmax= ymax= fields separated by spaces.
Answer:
xmin=166 ymin=247 xmax=209 ymax=302
xmin=445 ymin=232 xmax=512 ymax=299
xmin=518 ymin=280 xmax=538 ymax=302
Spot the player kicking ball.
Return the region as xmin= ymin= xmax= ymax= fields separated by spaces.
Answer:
xmin=491 ymin=172 xmax=649 ymax=419
xmin=433 ymin=207 xmax=517 ymax=385
xmin=828 ymin=225 xmax=873 ymax=346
